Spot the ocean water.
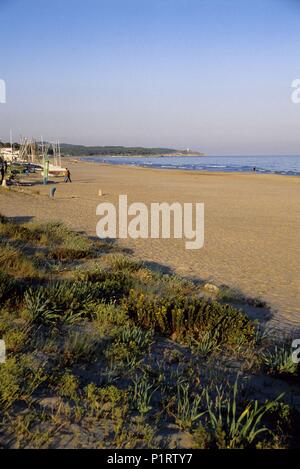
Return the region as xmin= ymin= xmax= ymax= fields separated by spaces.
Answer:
xmin=85 ymin=155 xmax=300 ymax=176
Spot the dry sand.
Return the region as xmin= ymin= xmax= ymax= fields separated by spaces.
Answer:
xmin=0 ymin=160 xmax=299 ymax=327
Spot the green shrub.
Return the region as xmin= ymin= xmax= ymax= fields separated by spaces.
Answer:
xmin=24 ymin=281 xmax=98 ymax=325
xmin=93 ymin=302 xmax=127 ymax=327
xmin=119 ymin=323 xmax=153 ymax=352
xmin=0 ymin=213 xmax=7 ymax=224
xmin=131 ymin=375 xmax=156 ymax=415
xmin=3 ymin=327 xmax=29 ymax=353
xmin=85 ymin=383 xmax=127 ymax=417
xmin=105 ymin=340 xmax=142 ymax=371
xmin=122 ymin=290 xmax=254 ymax=349
xmin=60 ymin=330 xmax=98 ymax=366
xmin=157 ymin=274 xmax=196 ymax=297
xmin=58 ymin=373 xmax=80 ymax=401
xmin=262 ymin=345 xmax=299 ymax=377
xmin=0 ymin=243 xmax=39 ymax=278
xmin=91 ymin=272 xmax=135 ymax=301
xmin=189 ymin=330 xmax=221 ymax=357
xmin=100 ymin=274 xmax=133 ymax=300
xmin=0 ymin=219 xmax=35 ymax=242
xmin=0 ymin=356 xmax=47 ymax=411
xmin=204 ymin=380 xmax=282 ymax=448
xmin=24 ymin=288 xmax=58 ymax=325
xmin=0 ymin=270 xmax=20 ymax=304
xmin=0 ymin=358 xmax=23 ymax=410
xmin=193 ymin=423 xmax=211 ymax=448
xmin=44 ymin=281 xmax=95 ymax=318
xmin=107 ymin=254 xmax=143 ymax=272
xmin=28 ymin=221 xmax=81 ymax=246
xmin=24 ymin=277 xmax=132 ymax=327
xmin=174 ymin=383 xmax=205 ymax=430
xmin=48 ymin=246 xmax=92 ymax=261
xmin=105 ymin=323 xmax=153 ymax=372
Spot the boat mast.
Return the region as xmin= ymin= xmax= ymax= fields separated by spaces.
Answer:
xmin=57 ymin=139 xmax=61 ymax=167
xmin=10 ymin=129 xmax=13 ymax=155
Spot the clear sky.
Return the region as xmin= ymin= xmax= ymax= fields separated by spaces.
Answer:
xmin=0 ymin=0 xmax=300 ymax=155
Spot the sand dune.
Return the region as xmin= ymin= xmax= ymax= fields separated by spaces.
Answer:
xmin=0 ymin=160 xmax=299 ymax=327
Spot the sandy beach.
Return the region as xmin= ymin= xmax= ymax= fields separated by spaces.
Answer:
xmin=0 ymin=160 xmax=299 ymax=327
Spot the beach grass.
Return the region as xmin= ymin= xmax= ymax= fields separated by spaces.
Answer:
xmin=0 ymin=214 xmax=299 ymax=449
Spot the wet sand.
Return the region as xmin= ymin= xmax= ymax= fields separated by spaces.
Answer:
xmin=0 ymin=160 xmax=299 ymax=327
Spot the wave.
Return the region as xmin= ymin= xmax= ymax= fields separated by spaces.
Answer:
xmin=84 ymin=156 xmax=300 ymax=177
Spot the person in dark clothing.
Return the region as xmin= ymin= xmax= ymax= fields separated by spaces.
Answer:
xmin=64 ymin=168 xmax=72 ymax=183
xmin=0 ymin=165 xmax=4 ymax=184
xmin=4 ymin=161 xmax=8 ymax=173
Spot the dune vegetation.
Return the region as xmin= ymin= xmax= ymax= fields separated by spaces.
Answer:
xmin=0 ymin=214 xmax=299 ymax=449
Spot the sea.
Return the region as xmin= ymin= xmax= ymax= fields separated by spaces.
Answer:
xmin=84 ymin=155 xmax=300 ymax=176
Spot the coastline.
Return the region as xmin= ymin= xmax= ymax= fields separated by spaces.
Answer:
xmin=1 ymin=159 xmax=299 ymax=327
xmin=73 ymin=157 xmax=300 ymax=179
xmin=77 ymin=154 xmax=300 ymax=177
xmin=77 ymin=153 xmax=205 ymax=158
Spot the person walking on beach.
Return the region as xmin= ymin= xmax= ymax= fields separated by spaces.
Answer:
xmin=64 ymin=168 xmax=72 ymax=183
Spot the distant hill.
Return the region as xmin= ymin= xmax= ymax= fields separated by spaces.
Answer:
xmin=60 ymin=144 xmax=178 ymax=157
xmin=0 ymin=141 xmax=205 ymax=157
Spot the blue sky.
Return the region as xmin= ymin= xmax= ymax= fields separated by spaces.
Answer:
xmin=0 ymin=0 xmax=300 ymax=155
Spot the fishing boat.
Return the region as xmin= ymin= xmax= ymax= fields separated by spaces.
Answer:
xmin=41 ymin=163 xmax=66 ymax=177
xmin=19 ymin=138 xmax=66 ymax=177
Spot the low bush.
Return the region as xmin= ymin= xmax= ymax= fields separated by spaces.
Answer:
xmin=131 ymin=375 xmax=156 ymax=415
xmin=60 ymin=330 xmax=99 ymax=366
xmin=107 ymin=254 xmax=143 ymax=272
xmin=0 ymin=270 xmax=20 ymax=304
xmin=174 ymin=383 xmax=205 ymax=430
xmin=0 ymin=243 xmax=39 ymax=278
xmin=122 ymin=290 xmax=255 ymax=350
xmin=203 ymin=380 xmax=282 ymax=448
xmin=262 ymin=344 xmax=299 ymax=378
xmin=0 ymin=356 xmax=47 ymax=411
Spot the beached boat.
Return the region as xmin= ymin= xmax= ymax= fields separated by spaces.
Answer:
xmin=11 ymin=138 xmax=67 ymax=178
xmin=41 ymin=163 xmax=66 ymax=177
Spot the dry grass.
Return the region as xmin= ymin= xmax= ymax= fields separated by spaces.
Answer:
xmin=0 ymin=243 xmax=40 ymax=278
